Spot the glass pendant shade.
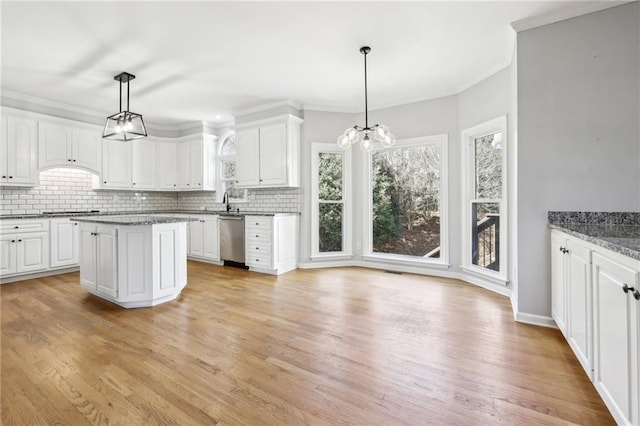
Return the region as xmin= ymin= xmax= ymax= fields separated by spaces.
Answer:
xmin=337 ymin=46 xmax=395 ymax=152
xmin=103 ymin=71 xmax=147 ymax=141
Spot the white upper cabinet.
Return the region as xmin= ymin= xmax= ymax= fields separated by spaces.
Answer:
xmin=101 ymin=139 xmax=132 ymax=189
xmin=131 ymin=138 xmax=157 ymax=189
xmin=157 ymin=141 xmax=178 ymax=190
xmin=177 ymin=135 xmax=217 ymax=191
xmin=235 ymin=114 xmax=303 ymax=188
xmin=0 ymin=113 xmax=38 ymax=186
xmin=38 ymin=121 xmax=101 ymax=174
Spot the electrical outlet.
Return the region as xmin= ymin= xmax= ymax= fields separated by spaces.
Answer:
xmin=356 ymin=242 xmax=361 ymax=250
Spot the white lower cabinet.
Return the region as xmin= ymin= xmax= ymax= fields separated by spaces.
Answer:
xmin=0 ymin=219 xmax=49 ymax=281
xmin=79 ymin=224 xmax=118 ymax=298
xmin=551 ymin=230 xmax=593 ymax=377
xmin=50 ymin=218 xmax=80 ymax=268
xmin=188 ymin=215 xmax=219 ymax=262
xmin=551 ymin=229 xmax=640 ymax=425
xmin=592 ymin=252 xmax=639 ymax=426
xmin=245 ymin=215 xmax=298 ymax=275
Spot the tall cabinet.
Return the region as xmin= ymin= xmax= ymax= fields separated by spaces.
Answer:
xmin=0 ymin=113 xmax=39 ymax=186
xmin=235 ymin=114 xmax=303 ymax=188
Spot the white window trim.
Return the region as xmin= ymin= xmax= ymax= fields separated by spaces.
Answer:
xmin=460 ymin=115 xmax=508 ymax=283
xmin=362 ymin=134 xmax=449 ymax=266
xmin=310 ymin=143 xmax=352 ymax=258
xmin=216 ymin=130 xmax=247 ymax=203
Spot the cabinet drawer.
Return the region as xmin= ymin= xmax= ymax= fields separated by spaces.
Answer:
xmin=246 ymin=253 xmax=273 ymax=268
xmin=247 ymin=243 xmax=272 ymax=257
xmin=1 ymin=219 xmax=48 ymax=233
xmin=246 ymin=231 xmax=272 ymax=244
xmin=245 ymin=216 xmax=272 ymax=229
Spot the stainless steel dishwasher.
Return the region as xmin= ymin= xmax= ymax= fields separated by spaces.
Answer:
xmin=219 ymin=216 xmax=245 ymax=264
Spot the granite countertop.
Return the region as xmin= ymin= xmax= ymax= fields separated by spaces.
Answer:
xmin=548 ymin=211 xmax=640 ymax=261
xmin=0 ymin=210 xmax=301 ymax=220
xmin=70 ymin=215 xmax=199 ymax=225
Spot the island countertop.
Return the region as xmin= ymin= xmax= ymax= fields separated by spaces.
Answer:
xmin=70 ymin=215 xmax=198 ymax=225
xmin=548 ymin=211 xmax=640 ymax=261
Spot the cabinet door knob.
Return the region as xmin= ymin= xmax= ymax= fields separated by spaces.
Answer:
xmin=559 ymin=246 xmax=564 ymax=252
xmin=73 ymin=159 xmax=76 ymax=162
xmin=104 ymin=181 xmax=107 ymax=184
xmin=8 ymin=176 xmax=13 ymax=179
xmin=74 ymin=223 xmax=78 ymax=226
xmin=1 ymin=176 xmax=5 ymax=178
xmin=132 ymin=182 xmax=136 ymax=186
xmin=17 ymin=239 xmax=22 ymax=242
xmin=622 ymin=283 xmax=635 ymax=294
xmin=68 ymin=159 xmax=72 ymax=162
xmin=14 ymin=226 xmax=19 ymax=229
xmin=256 ymin=247 xmax=259 ymax=250
xmin=174 ymin=184 xmax=177 ymax=187
xmin=256 ymin=234 xmax=259 ymax=237
xmin=633 ymin=289 xmax=640 ymax=301
xmin=198 ymin=183 xmax=201 ymax=186
xmin=11 ymin=240 xmax=15 ymax=243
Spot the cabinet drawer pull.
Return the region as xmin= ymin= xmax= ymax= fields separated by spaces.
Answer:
xmin=622 ymin=284 xmax=635 ymax=294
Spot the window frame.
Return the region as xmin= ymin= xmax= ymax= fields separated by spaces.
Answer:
xmin=362 ymin=134 xmax=449 ymax=267
xmin=217 ymin=130 xmax=247 ymax=203
xmin=460 ymin=115 xmax=508 ymax=283
xmin=310 ymin=143 xmax=352 ymax=259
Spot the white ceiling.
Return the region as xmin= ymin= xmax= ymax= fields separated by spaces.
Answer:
xmin=0 ymin=1 xmax=617 ymax=126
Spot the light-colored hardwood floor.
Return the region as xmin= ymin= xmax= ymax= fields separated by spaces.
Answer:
xmin=2 ymin=262 xmax=613 ymax=425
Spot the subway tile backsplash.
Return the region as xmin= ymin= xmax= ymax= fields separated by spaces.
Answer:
xmin=0 ymin=168 xmax=301 ymax=216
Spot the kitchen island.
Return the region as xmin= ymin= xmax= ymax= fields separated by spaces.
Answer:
xmin=71 ymin=215 xmax=194 ymax=308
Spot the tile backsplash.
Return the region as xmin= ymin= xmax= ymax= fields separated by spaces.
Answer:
xmin=0 ymin=168 xmax=301 ymax=216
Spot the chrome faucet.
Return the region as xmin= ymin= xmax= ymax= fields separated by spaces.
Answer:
xmin=222 ymin=191 xmax=231 ymax=212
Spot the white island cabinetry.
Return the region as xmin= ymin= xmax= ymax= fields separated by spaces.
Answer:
xmin=76 ymin=216 xmax=189 ymax=308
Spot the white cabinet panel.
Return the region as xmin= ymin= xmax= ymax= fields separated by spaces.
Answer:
xmin=0 ymin=235 xmax=17 ymax=276
xmin=235 ymin=114 xmax=302 ymax=188
xmin=156 ymin=227 xmax=178 ymax=297
xmin=189 ymin=219 xmax=204 ymax=257
xmin=236 ymin=128 xmax=260 ymax=187
xmin=16 ymin=232 xmax=49 ymax=273
xmin=157 ymin=142 xmax=178 ymax=189
xmin=50 ymin=219 xmax=79 ymax=268
xmin=2 ymin=115 xmax=38 ymax=186
xmin=79 ymin=225 xmax=97 ymax=290
xmin=177 ymin=141 xmax=191 ymax=189
xmin=202 ymin=216 xmax=219 ymax=260
xmin=38 ymin=121 xmax=101 ymax=174
xmin=567 ymin=241 xmax=592 ymax=377
xmin=259 ymin=122 xmax=287 ymax=186
xmin=39 ymin=122 xmax=72 ymax=168
xmin=102 ymin=139 xmax=131 ymax=189
xmin=592 ymin=252 xmax=639 ymax=426
xmin=132 ymin=139 xmax=157 ymax=189
xmin=245 ymin=215 xmax=298 ymax=274
xmin=96 ymin=227 xmax=118 ymax=298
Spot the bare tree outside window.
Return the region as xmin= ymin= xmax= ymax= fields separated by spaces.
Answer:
xmin=371 ymin=144 xmax=441 ymax=257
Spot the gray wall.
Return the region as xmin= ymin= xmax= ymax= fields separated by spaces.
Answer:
xmin=517 ymin=2 xmax=640 ymax=316
xmin=301 ymin=63 xmax=515 ymax=287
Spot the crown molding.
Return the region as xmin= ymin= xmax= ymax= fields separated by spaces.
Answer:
xmin=1 ymin=89 xmax=107 ymax=119
xmin=511 ymin=0 xmax=633 ymax=33
xmin=232 ymin=99 xmax=303 ymax=118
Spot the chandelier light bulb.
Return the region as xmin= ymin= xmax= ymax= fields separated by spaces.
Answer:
xmin=337 ymin=134 xmax=351 ymax=150
xmin=345 ymin=127 xmax=359 ymax=143
xmin=380 ymin=133 xmax=396 ymax=148
xmin=124 ymin=118 xmax=133 ymax=131
xmin=360 ymin=135 xmax=373 ymax=152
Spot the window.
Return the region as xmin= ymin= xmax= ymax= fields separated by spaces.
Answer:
xmin=311 ymin=143 xmax=352 ymax=257
xmin=461 ymin=116 xmax=507 ymax=281
xmin=364 ymin=135 xmax=448 ymax=264
xmin=218 ymin=132 xmax=246 ymax=202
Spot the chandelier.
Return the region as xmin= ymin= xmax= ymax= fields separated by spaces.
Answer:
xmin=337 ymin=46 xmax=395 ymax=152
xmin=103 ymin=72 xmax=148 ymax=141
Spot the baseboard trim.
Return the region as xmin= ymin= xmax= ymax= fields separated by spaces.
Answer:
xmin=0 ymin=266 xmax=79 ymax=284
xmin=515 ymin=312 xmax=557 ymax=329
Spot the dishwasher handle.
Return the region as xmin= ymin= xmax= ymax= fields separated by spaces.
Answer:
xmin=219 ymin=216 xmax=244 ymax=221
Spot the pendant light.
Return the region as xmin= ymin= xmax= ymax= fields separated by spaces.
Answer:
xmin=102 ymin=72 xmax=147 ymax=141
xmin=338 ymin=46 xmax=395 ymax=152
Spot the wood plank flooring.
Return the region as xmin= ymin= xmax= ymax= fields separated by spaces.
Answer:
xmin=1 ymin=262 xmax=613 ymax=425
